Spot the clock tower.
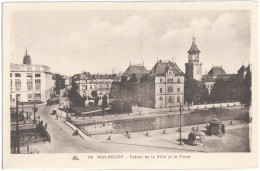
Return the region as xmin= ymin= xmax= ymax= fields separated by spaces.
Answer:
xmin=185 ymin=36 xmax=202 ymax=81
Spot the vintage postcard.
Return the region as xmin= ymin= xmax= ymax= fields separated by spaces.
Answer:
xmin=2 ymin=1 xmax=258 ymax=170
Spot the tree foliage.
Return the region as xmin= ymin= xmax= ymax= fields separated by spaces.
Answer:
xmin=184 ymin=79 xmax=209 ymax=105
xmin=54 ymin=74 xmax=66 ymax=95
xmin=91 ymin=90 xmax=99 ymax=105
xmin=68 ymin=80 xmax=85 ymax=108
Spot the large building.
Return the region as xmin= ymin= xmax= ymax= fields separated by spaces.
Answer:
xmin=138 ymin=60 xmax=185 ymax=108
xmin=10 ymin=50 xmax=54 ymax=103
xmin=185 ymin=36 xmax=202 ymax=81
xmin=73 ymin=72 xmax=120 ymax=100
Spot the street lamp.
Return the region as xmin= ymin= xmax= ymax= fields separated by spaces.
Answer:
xmin=179 ymin=101 xmax=183 ymax=145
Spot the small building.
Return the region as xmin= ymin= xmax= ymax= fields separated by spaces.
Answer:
xmin=207 ymin=118 xmax=225 ymax=136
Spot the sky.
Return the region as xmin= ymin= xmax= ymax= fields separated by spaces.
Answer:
xmin=10 ymin=10 xmax=250 ymax=76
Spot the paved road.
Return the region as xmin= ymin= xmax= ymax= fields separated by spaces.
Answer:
xmin=19 ymin=105 xmax=250 ymax=153
xmin=23 ymin=105 xmax=188 ymax=153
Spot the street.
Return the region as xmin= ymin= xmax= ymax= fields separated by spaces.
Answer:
xmin=18 ymin=104 xmax=250 ymax=153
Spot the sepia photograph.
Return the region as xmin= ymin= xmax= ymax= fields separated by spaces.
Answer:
xmin=2 ymin=1 xmax=258 ymax=170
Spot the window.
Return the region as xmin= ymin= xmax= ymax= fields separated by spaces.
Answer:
xmin=168 ymin=96 xmax=172 ymax=103
xmin=160 ymin=78 xmax=162 ymax=83
xmin=35 ymin=79 xmax=41 ymax=90
xmin=15 ymin=79 xmax=21 ymax=91
xmin=27 ymin=79 xmax=33 ymax=91
xmin=177 ymin=88 xmax=180 ymax=92
xmin=106 ymin=84 xmax=109 ymax=89
xmin=83 ymin=91 xmax=86 ymax=97
xmin=167 ymin=78 xmax=173 ymax=83
xmin=177 ymin=78 xmax=180 ymax=83
xmin=168 ymin=86 xmax=173 ymax=93
xmin=177 ymin=96 xmax=180 ymax=103
xmin=160 ymin=88 xmax=162 ymax=93
xmin=35 ymin=94 xmax=41 ymax=100
xmin=35 ymin=74 xmax=41 ymax=77
xmin=27 ymin=73 xmax=33 ymax=77
xmin=15 ymin=73 xmax=21 ymax=77
xmin=36 ymin=67 xmax=40 ymax=71
xmin=10 ymin=73 xmax=12 ymax=77
xmin=90 ymin=85 xmax=92 ymax=89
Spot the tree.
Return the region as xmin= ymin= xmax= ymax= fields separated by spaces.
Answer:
xmin=91 ymin=90 xmax=99 ymax=105
xmin=102 ymin=95 xmax=108 ymax=115
xmin=53 ymin=74 xmax=66 ymax=95
xmin=68 ymin=80 xmax=85 ymax=108
xmin=184 ymin=79 xmax=210 ymax=105
xmin=241 ymin=70 xmax=251 ymax=107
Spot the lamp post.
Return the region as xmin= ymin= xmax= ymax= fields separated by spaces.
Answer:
xmin=179 ymin=101 xmax=183 ymax=145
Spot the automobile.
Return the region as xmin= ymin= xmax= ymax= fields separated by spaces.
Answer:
xmin=51 ymin=109 xmax=57 ymax=115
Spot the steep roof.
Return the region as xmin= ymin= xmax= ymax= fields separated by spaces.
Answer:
xmin=149 ymin=60 xmax=184 ymax=76
xmin=207 ymin=66 xmax=226 ymax=78
xmin=123 ymin=65 xmax=148 ymax=78
xmin=238 ymin=65 xmax=250 ymax=73
xmin=201 ymin=75 xmax=216 ymax=82
xmin=188 ymin=37 xmax=200 ymax=54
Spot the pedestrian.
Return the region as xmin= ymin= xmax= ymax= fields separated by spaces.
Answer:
xmin=126 ymin=130 xmax=128 ymax=136
xmin=196 ymin=126 xmax=199 ymax=130
xmin=38 ymin=116 xmax=40 ymax=120
xmin=146 ymin=132 xmax=149 ymax=136
xmin=45 ymin=122 xmax=48 ymax=129
xmin=162 ymin=130 xmax=166 ymax=134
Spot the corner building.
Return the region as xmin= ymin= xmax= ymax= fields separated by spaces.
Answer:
xmin=10 ymin=50 xmax=54 ymax=103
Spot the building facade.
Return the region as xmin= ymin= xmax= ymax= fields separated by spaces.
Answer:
xmin=74 ymin=72 xmax=120 ymax=100
xmin=185 ymin=36 xmax=202 ymax=81
xmin=138 ymin=60 xmax=185 ymax=108
xmin=10 ymin=51 xmax=54 ymax=103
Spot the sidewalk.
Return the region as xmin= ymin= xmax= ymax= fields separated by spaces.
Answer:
xmin=91 ymin=120 xmax=250 ymax=152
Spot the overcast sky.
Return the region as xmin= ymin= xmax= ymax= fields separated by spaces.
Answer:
xmin=11 ymin=10 xmax=250 ymax=76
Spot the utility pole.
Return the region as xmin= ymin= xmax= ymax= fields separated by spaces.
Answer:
xmin=22 ymin=100 xmax=24 ymax=115
xmin=16 ymin=97 xmax=20 ymax=153
xmin=179 ymin=102 xmax=183 ymax=145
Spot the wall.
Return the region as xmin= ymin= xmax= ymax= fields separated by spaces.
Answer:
xmin=79 ymin=107 xmax=249 ymax=135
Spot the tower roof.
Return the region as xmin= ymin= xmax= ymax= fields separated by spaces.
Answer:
xmin=23 ymin=47 xmax=31 ymax=65
xmin=188 ymin=37 xmax=200 ymax=54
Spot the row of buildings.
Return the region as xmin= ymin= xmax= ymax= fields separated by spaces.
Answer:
xmin=10 ymin=36 xmax=250 ymax=109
